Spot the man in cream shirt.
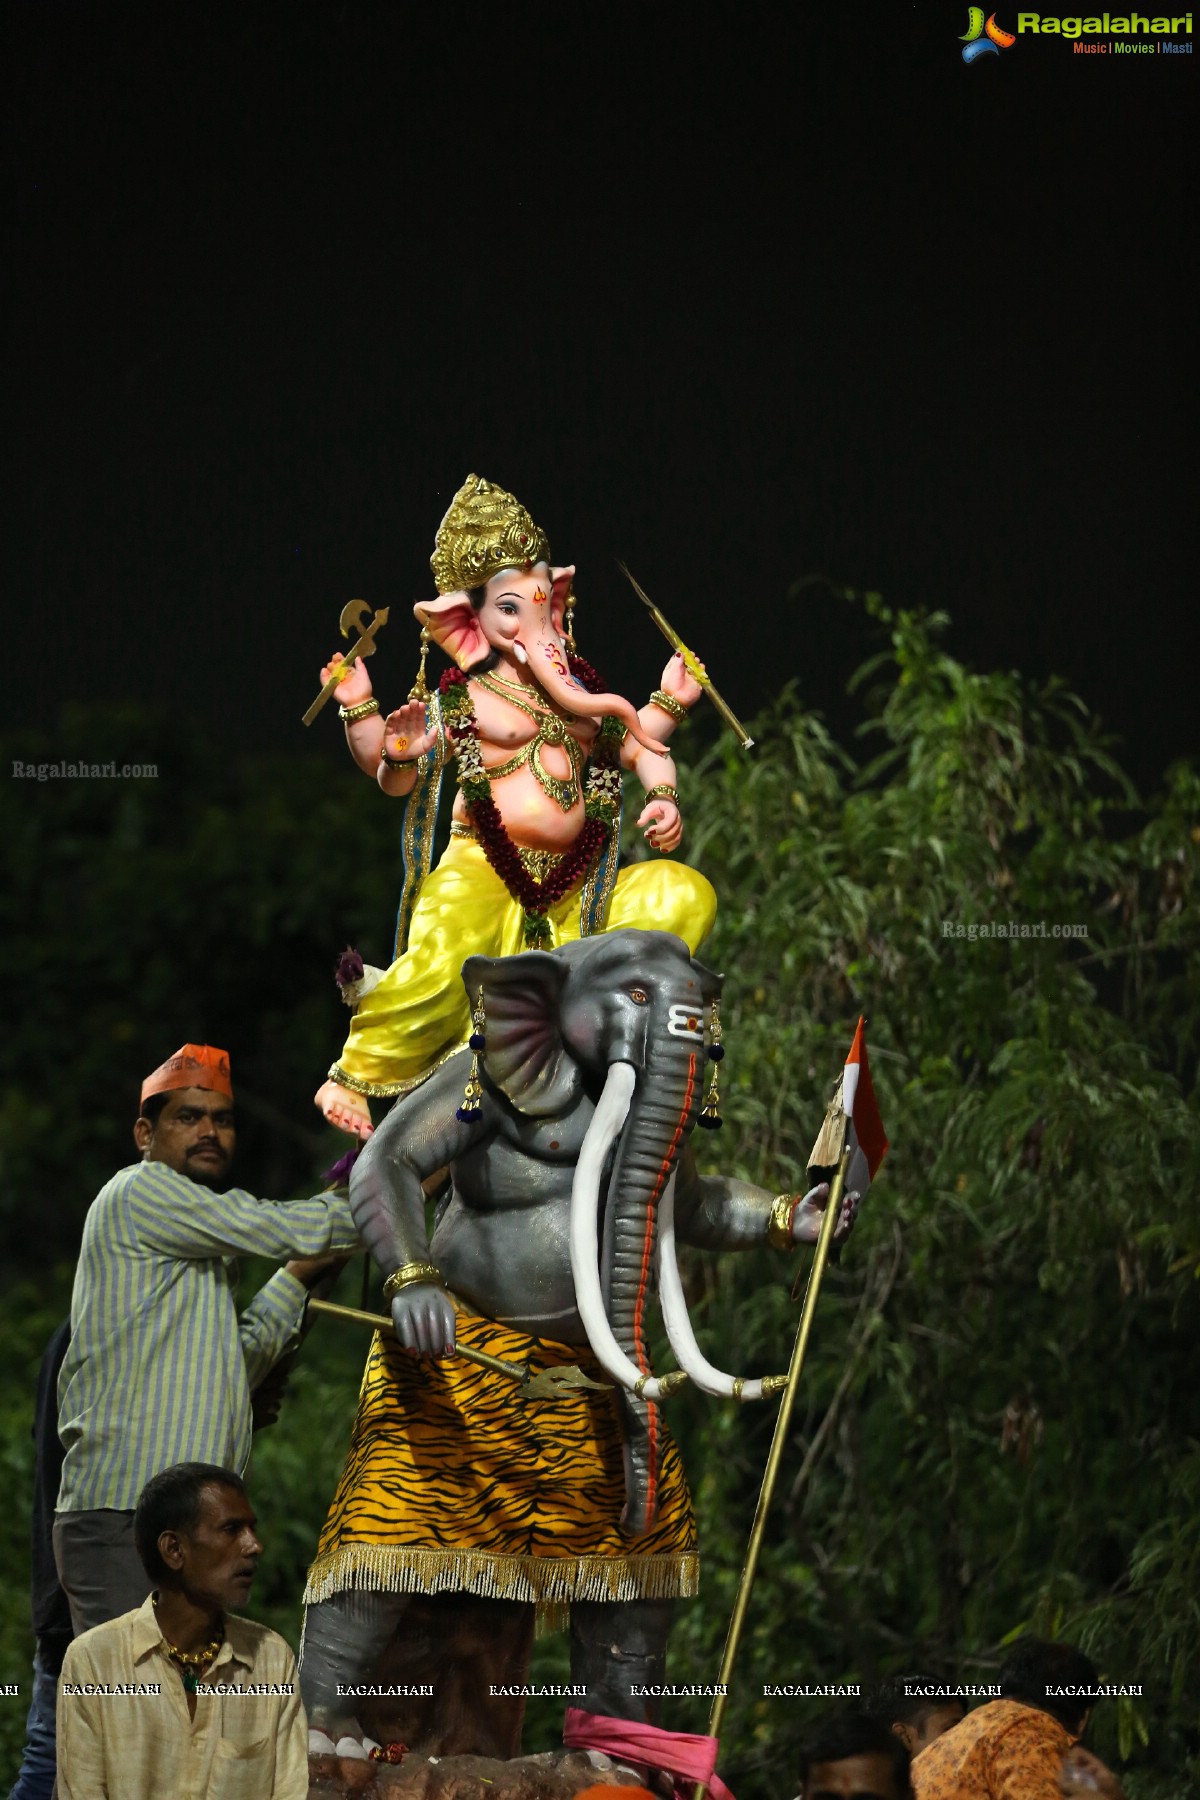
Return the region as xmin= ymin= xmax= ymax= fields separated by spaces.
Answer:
xmin=57 ymin=1462 xmax=307 ymax=1799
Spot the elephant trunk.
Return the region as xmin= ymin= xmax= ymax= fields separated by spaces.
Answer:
xmin=570 ymin=1044 xmax=704 ymax=1536
xmin=515 ymin=628 xmax=670 ymax=759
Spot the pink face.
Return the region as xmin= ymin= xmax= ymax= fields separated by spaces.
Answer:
xmin=478 ymin=564 xmax=580 ymax=682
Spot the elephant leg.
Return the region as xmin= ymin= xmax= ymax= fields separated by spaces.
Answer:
xmin=299 ymin=1589 xmax=408 ymax=1741
xmin=568 ymin=1598 xmax=676 ymax=1724
xmin=362 ymin=1592 xmax=536 ymax=1758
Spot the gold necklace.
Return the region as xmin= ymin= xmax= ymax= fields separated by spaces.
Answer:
xmin=161 ymin=1629 xmax=223 ymax=1695
xmin=473 ymin=673 xmax=584 ymax=812
xmin=480 ymin=667 xmax=552 ymax=701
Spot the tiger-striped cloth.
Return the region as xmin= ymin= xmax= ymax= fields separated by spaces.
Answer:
xmin=304 ymin=1306 xmax=698 ymax=1616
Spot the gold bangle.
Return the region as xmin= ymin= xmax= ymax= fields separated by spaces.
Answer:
xmin=379 ymin=744 xmax=413 ymax=768
xmin=643 ymin=784 xmax=679 ymax=804
xmin=382 ymin=1261 xmax=444 ymax=1300
xmin=767 ymin=1193 xmax=800 ymax=1252
xmin=650 ymin=688 xmax=689 ymax=724
xmin=339 ymin=698 xmax=380 ymax=724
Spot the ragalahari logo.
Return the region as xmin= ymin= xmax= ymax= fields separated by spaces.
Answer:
xmin=961 ymin=7 xmax=1017 ymax=59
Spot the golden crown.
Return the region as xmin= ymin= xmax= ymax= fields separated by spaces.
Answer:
xmin=429 ymin=474 xmax=551 ymax=595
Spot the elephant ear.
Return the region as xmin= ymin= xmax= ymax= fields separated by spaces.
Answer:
xmin=691 ymin=953 xmax=724 ymax=1006
xmin=463 ymin=951 xmax=582 ymax=1118
xmin=413 ymin=592 xmax=489 ymax=671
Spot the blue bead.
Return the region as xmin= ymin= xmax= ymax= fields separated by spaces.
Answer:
xmin=707 ymin=1044 xmax=725 ymax=1062
xmin=469 ymin=1033 xmax=487 ymax=1052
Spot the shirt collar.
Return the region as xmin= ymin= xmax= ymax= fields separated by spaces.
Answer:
xmin=132 ymin=1593 xmax=254 ymax=1672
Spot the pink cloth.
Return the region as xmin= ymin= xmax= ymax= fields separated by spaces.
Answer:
xmin=563 ymin=1706 xmax=735 ymax=1800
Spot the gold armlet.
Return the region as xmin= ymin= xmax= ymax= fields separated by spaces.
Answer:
xmin=339 ymin=698 xmax=380 ymax=724
xmin=650 ymin=688 xmax=689 ymax=724
xmin=382 ymin=1261 xmax=444 ymax=1300
xmin=767 ymin=1193 xmax=800 ymax=1252
xmin=643 ymin=784 xmax=679 ymax=804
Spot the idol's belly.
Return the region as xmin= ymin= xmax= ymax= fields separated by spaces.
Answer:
xmin=431 ymin=1197 xmax=589 ymax=1343
xmin=452 ymin=764 xmax=588 ymax=850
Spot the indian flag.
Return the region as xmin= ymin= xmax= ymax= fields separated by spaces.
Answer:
xmin=809 ymin=1016 xmax=889 ymax=1196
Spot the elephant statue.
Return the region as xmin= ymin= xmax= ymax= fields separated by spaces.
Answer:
xmin=301 ymin=927 xmax=857 ymax=1759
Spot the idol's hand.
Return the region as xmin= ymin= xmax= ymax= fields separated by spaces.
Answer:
xmin=660 ymin=651 xmax=704 ymax=710
xmin=790 ymin=1182 xmax=862 ymax=1246
xmin=381 ymin=701 xmax=438 ymax=763
xmin=320 ymin=655 xmax=374 ymax=707
xmin=637 ymin=798 xmax=682 ymax=853
xmin=391 ymin=1285 xmax=457 ymax=1358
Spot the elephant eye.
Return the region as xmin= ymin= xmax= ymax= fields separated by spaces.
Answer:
xmin=629 ymin=988 xmax=648 ymax=1005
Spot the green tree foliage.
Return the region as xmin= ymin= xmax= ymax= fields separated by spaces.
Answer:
xmin=0 ymin=706 xmax=415 ymax=1247
xmin=0 ymin=605 xmax=1196 ymax=1793
xmin=652 ymin=598 xmax=1200 ymax=1798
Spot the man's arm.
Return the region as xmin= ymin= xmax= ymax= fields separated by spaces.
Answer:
xmin=238 ymin=1253 xmax=353 ymax=1394
xmin=127 ymin=1162 xmax=360 ymax=1261
xmin=57 ymin=1644 xmax=109 ymax=1800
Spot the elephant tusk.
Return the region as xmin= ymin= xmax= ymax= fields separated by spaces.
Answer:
xmin=569 ymin=1062 xmax=676 ymax=1401
xmin=657 ymin=1171 xmax=775 ymax=1400
xmin=513 ymin=642 xmax=528 ymax=664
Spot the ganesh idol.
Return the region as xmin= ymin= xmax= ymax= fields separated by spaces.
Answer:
xmin=315 ymin=475 xmax=716 ymax=1140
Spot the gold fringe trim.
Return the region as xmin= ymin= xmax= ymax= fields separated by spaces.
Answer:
xmin=302 ymin=1545 xmax=699 ymax=1611
xmin=328 ymin=1040 xmax=469 ymax=1100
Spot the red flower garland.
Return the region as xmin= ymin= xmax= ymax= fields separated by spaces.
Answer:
xmin=441 ymin=666 xmax=620 ymax=944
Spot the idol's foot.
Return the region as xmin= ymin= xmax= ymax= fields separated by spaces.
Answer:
xmin=315 ymin=1079 xmax=374 ymax=1140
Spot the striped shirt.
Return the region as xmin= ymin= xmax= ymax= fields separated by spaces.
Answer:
xmin=57 ymin=1160 xmax=359 ymax=1512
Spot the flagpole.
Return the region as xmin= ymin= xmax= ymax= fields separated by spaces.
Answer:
xmin=693 ymin=1126 xmax=853 ymax=1800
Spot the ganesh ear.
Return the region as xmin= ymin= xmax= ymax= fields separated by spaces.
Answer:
xmin=462 ymin=951 xmax=581 ymax=1118
xmin=414 ymin=591 xmax=488 ymax=671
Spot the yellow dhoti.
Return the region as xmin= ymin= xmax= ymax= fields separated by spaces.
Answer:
xmin=304 ymin=1309 xmax=698 ymax=1611
xmin=331 ymin=836 xmax=717 ymax=1097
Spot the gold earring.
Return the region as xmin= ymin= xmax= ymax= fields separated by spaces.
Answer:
xmin=456 ymin=986 xmax=486 ymax=1122
xmin=407 ymin=627 xmax=431 ymax=703
xmin=697 ymin=999 xmax=724 ymax=1130
xmin=563 ymin=588 xmax=577 ymax=653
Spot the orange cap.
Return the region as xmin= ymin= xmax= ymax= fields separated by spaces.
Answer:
xmin=140 ymin=1044 xmax=233 ymax=1107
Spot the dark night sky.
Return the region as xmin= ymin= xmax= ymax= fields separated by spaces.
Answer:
xmin=5 ymin=5 xmax=1195 ymax=789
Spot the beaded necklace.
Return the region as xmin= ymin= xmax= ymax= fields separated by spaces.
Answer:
xmin=441 ymin=664 xmax=623 ymax=948
xmin=162 ymin=1630 xmax=223 ymax=1695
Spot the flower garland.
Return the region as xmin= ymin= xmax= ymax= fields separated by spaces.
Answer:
xmin=441 ymin=663 xmax=623 ymax=948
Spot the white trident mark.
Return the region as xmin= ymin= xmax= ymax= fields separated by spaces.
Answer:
xmin=667 ymin=1004 xmax=704 ymax=1039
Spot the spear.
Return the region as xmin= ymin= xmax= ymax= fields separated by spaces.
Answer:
xmin=616 ymin=562 xmax=754 ymax=750
xmin=307 ymin=1296 xmax=608 ymax=1401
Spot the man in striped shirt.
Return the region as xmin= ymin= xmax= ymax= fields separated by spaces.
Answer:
xmin=54 ymin=1043 xmax=361 ymax=1636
